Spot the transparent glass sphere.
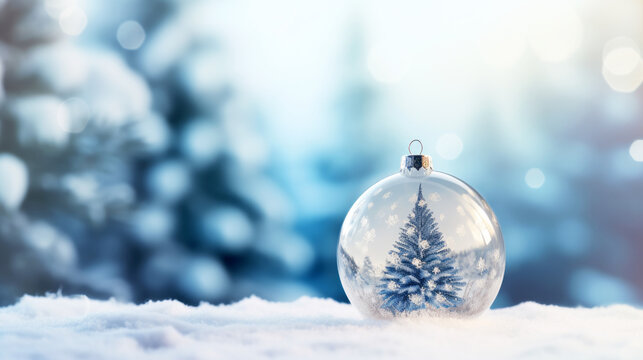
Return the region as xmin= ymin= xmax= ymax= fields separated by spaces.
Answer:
xmin=338 ymin=155 xmax=505 ymax=319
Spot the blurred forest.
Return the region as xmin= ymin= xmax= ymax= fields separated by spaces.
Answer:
xmin=0 ymin=0 xmax=641 ymax=307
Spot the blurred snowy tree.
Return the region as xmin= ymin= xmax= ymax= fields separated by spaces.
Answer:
xmin=75 ymin=0 xmax=389 ymax=302
xmin=83 ymin=0 xmax=320 ymax=304
xmin=0 ymin=0 xmax=155 ymax=304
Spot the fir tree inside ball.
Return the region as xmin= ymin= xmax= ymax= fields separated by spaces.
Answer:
xmin=338 ymin=151 xmax=505 ymax=319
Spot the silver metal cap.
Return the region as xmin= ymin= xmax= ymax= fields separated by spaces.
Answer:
xmin=400 ymin=140 xmax=433 ymax=177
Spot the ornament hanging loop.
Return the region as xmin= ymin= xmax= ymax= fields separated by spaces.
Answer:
xmin=408 ymin=139 xmax=423 ymax=155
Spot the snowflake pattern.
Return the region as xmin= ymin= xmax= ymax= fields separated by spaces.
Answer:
xmin=367 ymin=202 xmax=374 ymax=209
xmin=432 ymin=266 xmax=440 ymax=274
xmin=435 ymin=293 xmax=446 ymax=304
xmin=419 ymin=240 xmax=429 ymax=249
xmin=476 ymin=257 xmax=486 ymax=272
xmin=355 ymin=226 xmax=376 ymax=254
xmin=412 ymin=258 xmax=422 ymax=268
xmin=426 ymin=279 xmax=436 ymax=290
xmin=363 ymin=229 xmax=376 ymax=243
xmin=429 ymin=192 xmax=441 ymax=202
xmin=382 ymin=191 xmax=392 ymax=199
xmin=409 ymin=294 xmax=423 ymax=305
xmin=492 ymin=249 xmax=500 ymax=262
xmin=390 ymin=202 xmax=398 ymax=210
xmin=385 ymin=215 xmax=399 ymax=227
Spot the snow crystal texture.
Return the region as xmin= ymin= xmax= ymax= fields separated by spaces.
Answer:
xmin=0 ymin=295 xmax=641 ymax=359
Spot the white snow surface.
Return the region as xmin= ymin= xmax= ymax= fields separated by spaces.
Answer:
xmin=0 ymin=295 xmax=641 ymax=359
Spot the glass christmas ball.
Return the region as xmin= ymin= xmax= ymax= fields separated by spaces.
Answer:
xmin=338 ymin=148 xmax=505 ymax=319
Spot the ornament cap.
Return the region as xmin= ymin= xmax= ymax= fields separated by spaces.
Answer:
xmin=401 ymin=140 xmax=433 ymax=177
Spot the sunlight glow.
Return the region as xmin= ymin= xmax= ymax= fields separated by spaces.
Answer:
xmin=528 ymin=2 xmax=583 ymax=62
xmin=367 ymin=43 xmax=409 ymax=84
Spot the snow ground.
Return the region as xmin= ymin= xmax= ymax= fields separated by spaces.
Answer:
xmin=0 ymin=295 xmax=641 ymax=360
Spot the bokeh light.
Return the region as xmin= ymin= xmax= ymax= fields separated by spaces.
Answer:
xmin=178 ymin=257 xmax=230 ymax=300
xmin=146 ymin=160 xmax=192 ymax=203
xmin=180 ymin=119 xmax=222 ymax=166
xmin=132 ymin=114 xmax=171 ymax=154
xmin=630 ymin=139 xmax=643 ymax=162
xmin=602 ymin=37 xmax=643 ymax=93
xmin=132 ymin=205 xmax=174 ymax=244
xmin=58 ymin=6 xmax=87 ymax=36
xmin=525 ymin=168 xmax=545 ymax=189
xmin=603 ymin=38 xmax=640 ymax=76
xmin=0 ymin=154 xmax=29 ymax=211
xmin=57 ymin=97 xmax=91 ymax=133
xmin=602 ymin=63 xmax=643 ymax=93
xmin=200 ymin=206 xmax=254 ymax=252
xmin=117 ymin=21 xmax=146 ymax=50
xmin=436 ymin=133 xmax=463 ymax=160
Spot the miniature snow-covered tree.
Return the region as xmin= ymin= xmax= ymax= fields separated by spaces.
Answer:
xmin=338 ymin=245 xmax=359 ymax=280
xmin=360 ymin=256 xmax=375 ymax=284
xmin=378 ymin=185 xmax=465 ymax=313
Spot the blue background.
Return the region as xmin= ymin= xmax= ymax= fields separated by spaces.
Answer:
xmin=0 ymin=0 xmax=641 ymax=308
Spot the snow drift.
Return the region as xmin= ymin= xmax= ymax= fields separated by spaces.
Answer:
xmin=0 ymin=295 xmax=641 ymax=359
